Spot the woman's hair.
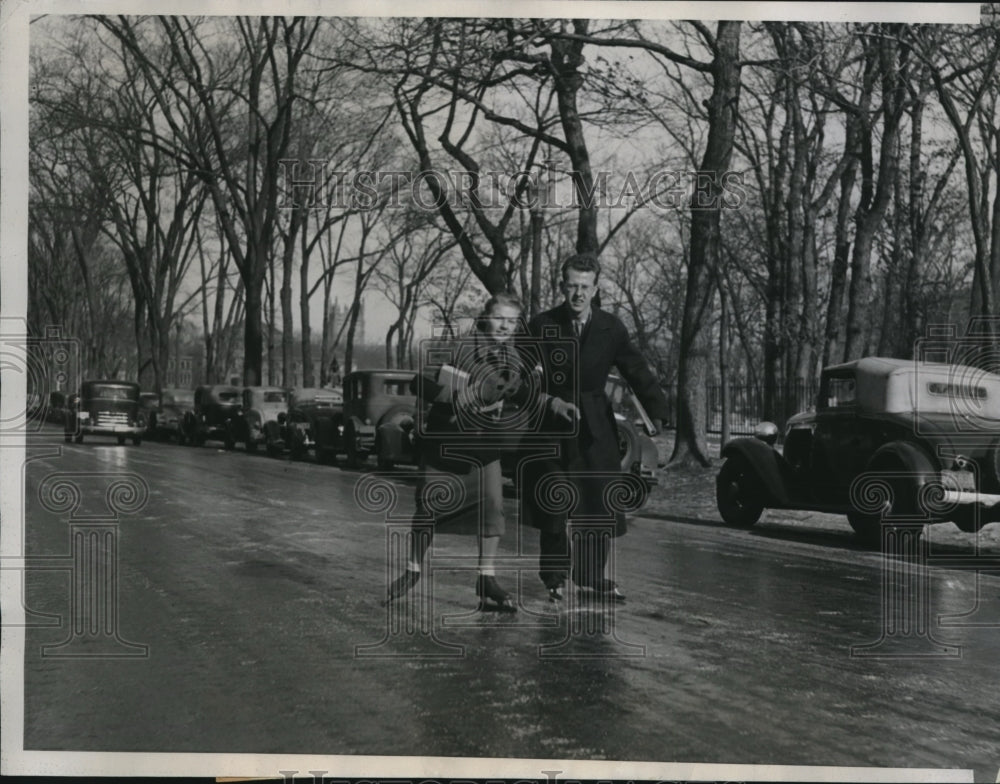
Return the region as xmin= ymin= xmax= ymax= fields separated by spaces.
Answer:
xmin=475 ymin=291 xmax=523 ymax=332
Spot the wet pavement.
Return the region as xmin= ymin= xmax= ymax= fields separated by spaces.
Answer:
xmin=14 ymin=428 xmax=1000 ymax=780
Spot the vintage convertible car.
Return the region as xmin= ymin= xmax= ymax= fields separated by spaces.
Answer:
xmin=312 ymin=369 xmax=416 ymax=469
xmin=64 ymin=380 xmax=143 ymax=445
xmin=716 ymin=357 xmax=1000 ymax=542
xmin=228 ymin=386 xmax=288 ymax=453
xmin=266 ymin=386 xmax=343 ymax=460
xmin=181 ymin=384 xmax=242 ymax=448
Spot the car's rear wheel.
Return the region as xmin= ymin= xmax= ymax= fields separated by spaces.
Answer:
xmin=132 ymin=436 xmax=142 ymax=446
xmin=849 ymin=443 xmax=933 ymax=546
xmin=117 ymin=435 xmax=126 ymax=445
xmin=716 ymin=455 xmax=764 ymax=528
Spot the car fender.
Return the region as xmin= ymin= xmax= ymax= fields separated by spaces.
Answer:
xmin=720 ymin=437 xmax=794 ymax=506
xmin=637 ymin=434 xmax=658 ymax=476
xmin=867 ymin=440 xmax=937 ymax=475
xmin=376 ymin=421 xmax=408 ymax=461
xmin=348 ymin=416 xmax=374 ymax=439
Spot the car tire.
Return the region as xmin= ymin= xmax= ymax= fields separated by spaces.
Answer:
xmin=316 ymin=447 xmax=336 ymax=466
xmin=246 ymin=438 xmax=258 ymax=453
xmin=716 ymin=455 xmax=764 ymax=528
xmin=377 ymin=453 xmax=395 ymax=471
xmin=132 ymin=436 xmax=142 ymax=446
xmin=117 ymin=435 xmax=126 ymax=445
xmin=849 ymin=443 xmax=934 ymax=546
xmin=616 ymin=419 xmax=640 ymax=472
xmin=64 ymin=434 xmax=72 ymax=443
xmin=345 ymin=440 xmax=368 ymax=470
xmin=74 ymin=434 xmax=84 ymax=444
xmin=177 ymin=431 xmax=187 ymax=446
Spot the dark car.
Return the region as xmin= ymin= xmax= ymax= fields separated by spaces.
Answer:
xmin=181 ymin=385 xmax=242 ymax=448
xmin=137 ymin=392 xmax=160 ymax=435
xmin=267 ymin=386 xmax=343 ymax=460
xmin=46 ymin=391 xmax=68 ymax=424
xmin=716 ymin=357 xmax=1000 ymax=542
xmin=312 ymin=369 xmax=417 ymax=469
xmin=155 ymin=388 xmax=195 ymax=443
xmin=227 ymin=386 xmax=289 ymax=453
xmin=64 ymin=380 xmax=143 ymax=445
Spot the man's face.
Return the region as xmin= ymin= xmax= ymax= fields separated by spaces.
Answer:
xmin=560 ymin=269 xmax=598 ymax=317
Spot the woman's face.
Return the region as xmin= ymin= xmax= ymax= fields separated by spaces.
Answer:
xmin=482 ymin=303 xmax=521 ymax=344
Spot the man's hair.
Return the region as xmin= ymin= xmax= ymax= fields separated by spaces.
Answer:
xmin=561 ymin=253 xmax=601 ymax=281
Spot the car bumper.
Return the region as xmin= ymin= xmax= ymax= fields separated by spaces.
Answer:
xmin=941 ymin=490 xmax=1000 ymax=509
xmin=79 ymin=424 xmax=143 ymax=436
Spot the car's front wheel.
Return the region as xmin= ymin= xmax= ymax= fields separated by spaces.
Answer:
xmin=716 ymin=455 xmax=764 ymax=528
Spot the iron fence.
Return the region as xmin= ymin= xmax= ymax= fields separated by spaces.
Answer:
xmin=705 ymin=379 xmax=818 ymax=435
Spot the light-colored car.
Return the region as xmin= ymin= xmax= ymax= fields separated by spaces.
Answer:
xmin=229 ymin=386 xmax=289 ymax=453
xmin=716 ymin=356 xmax=1000 ymax=542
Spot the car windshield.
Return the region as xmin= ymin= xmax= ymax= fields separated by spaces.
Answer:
xmin=87 ymin=385 xmax=136 ymax=401
xmin=382 ymin=380 xmax=411 ymax=395
xmin=163 ymin=391 xmax=194 ymax=405
xmin=826 ymin=376 xmax=856 ymax=407
xmin=264 ymin=391 xmax=286 ymax=403
xmin=217 ymin=391 xmax=240 ymax=402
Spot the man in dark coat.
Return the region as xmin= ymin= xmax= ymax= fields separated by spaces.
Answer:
xmin=520 ymin=253 xmax=669 ymax=602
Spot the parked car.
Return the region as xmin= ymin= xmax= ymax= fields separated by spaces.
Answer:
xmin=46 ymin=391 xmax=68 ymax=424
xmin=137 ymin=392 xmax=160 ymax=435
xmin=498 ymin=374 xmax=660 ymax=492
xmin=227 ymin=386 xmax=288 ymax=453
xmin=313 ymin=369 xmax=417 ymax=469
xmin=605 ymin=374 xmax=660 ymax=489
xmin=154 ymin=388 xmax=195 ymax=443
xmin=716 ymin=356 xmax=1000 ymax=543
xmin=267 ymin=386 xmax=344 ymax=460
xmin=64 ymin=380 xmax=143 ymax=445
xmin=181 ymin=385 xmax=242 ymax=448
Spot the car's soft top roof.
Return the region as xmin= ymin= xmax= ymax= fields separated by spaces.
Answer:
xmin=823 ymin=356 xmax=1000 ymax=416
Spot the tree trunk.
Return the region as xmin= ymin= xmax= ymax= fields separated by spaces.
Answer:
xmin=300 ymin=228 xmax=314 ymax=389
xmin=670 ymin=20 xmax=742 ymax=468
xmin=551 ymin=19 xmax=599 ymax=255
